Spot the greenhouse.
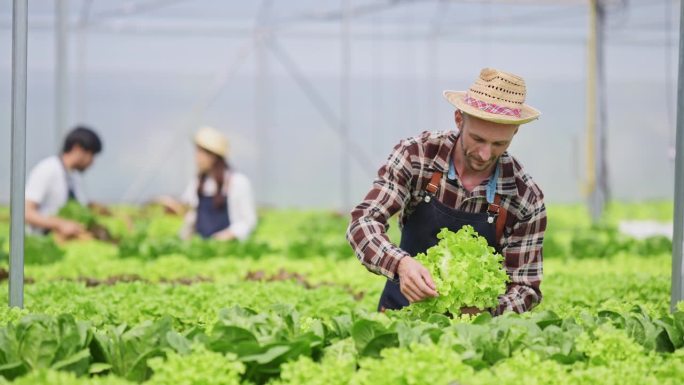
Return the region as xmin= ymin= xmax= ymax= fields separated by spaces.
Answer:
xmin=1 ymin=1 xmax=684 ymax=384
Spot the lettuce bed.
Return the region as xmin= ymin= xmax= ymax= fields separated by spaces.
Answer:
xmin=0 ymin=202 xmax=679 ymax=385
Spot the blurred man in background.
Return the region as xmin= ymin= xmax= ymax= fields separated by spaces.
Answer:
xmin=25 ymin=126 xmax=103 ymax=238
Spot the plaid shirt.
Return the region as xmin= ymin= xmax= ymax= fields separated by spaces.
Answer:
xmin=346 ymin=130 xmax=546 ymax=315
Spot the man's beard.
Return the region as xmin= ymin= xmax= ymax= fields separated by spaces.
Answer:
xmin=461 ymin=137 xmax=495 ymax=172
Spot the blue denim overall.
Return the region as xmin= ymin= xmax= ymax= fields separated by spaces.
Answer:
xmin=378 ymin=162 xmax=503 ymax=311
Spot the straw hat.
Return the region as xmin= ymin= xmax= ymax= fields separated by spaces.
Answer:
xmin=443 ymin=68 xmax=541 ymax=125
xmin=194 ymin=126 xmax=229 ymax=158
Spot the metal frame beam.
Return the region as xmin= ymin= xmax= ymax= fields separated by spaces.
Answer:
xmin=254 ymin=0 xmax=273 ymax=206
xmin=267 ymin=39 xmax=375 ymax=178
xmin=586 ymin=0 xmax=609 ymax=222
xmin=55 ymin=0 xmax=69 ymax=149
xmin=340 ymin=0 xmax=351 ymax=209
xmin=9 ymin=0 xmax=28 ymax=308
xmin=671 ymin=0 xmax=684 ymax=313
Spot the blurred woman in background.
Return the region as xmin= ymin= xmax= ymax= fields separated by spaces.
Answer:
xmin=172 ymin=126 xmax=257 ymax=241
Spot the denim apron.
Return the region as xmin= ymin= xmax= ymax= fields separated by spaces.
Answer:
xmin=195 ymin=175 xmax=231 ymax=238
xmin=378 ymin=162 xmax=505 ymax=311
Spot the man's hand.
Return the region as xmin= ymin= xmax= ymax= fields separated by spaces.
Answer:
xmin=154 ymin=196 xmax=187 ymax=216
xmin=397 ymin=256 xmax=438 ymax=303
xmin=55 ymin=220 xmax=85 ymax=239
xmin=89 ymin=202 xmax=111 ymax=216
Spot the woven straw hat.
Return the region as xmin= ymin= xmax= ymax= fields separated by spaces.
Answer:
xmin=194 ymin=126 xmax=229 ymax=158
xmin=443 ymin=68 xmax=541 ymax=125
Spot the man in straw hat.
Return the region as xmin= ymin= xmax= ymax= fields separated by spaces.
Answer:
xmin=347 ymin=68 xmax=546 ymax=315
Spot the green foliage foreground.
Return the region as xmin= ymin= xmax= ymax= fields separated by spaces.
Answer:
xmin=0 ymin=202 xmax=679 ymax=384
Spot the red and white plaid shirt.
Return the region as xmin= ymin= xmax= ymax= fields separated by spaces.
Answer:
xmin=346 ymin=130 xmax=546 ymax=315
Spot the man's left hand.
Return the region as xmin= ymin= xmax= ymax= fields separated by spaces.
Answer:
xmin=89 ymin=202 xmax=111 ymax=216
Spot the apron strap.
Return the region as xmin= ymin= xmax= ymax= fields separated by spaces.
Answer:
xmin=492 ymin=195 xmax=508 ymax=244
xmin=426 ymin=167 xmax=508 ymax=244
xmin=60 ymin=157 xmax=78 ymax=201
xmin=425 ymin=171 xmax=442 ymax=195
xmin=485 ymin=163 xmax=508 ymax=244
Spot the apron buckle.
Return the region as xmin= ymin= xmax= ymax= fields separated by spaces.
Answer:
xmin=486 ymin=203 xmax=500 ymax=224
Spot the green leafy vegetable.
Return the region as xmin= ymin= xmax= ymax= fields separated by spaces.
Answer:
xmin=409 ymin=226 xmax=509 ymax=317
xmin=0 ymin=204 xmax=681 ymax=385
xmin=24 ymin=235 xmax=65 ymax=265
xmin=89 ymin=317 xmax=182 ymax=382
xmin=8 ymin=369 xmax=132 ymax=385
xmin=57 ymin=202 xmax=96 ymax=229
xmin=147 ymin=346 xmax=244 ymax=385
xmin=0 ymin=314 xmax=92 ymax=380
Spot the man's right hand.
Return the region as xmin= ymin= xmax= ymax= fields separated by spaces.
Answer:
xmin=55 ymin=220 xmax=85 ymax=239
xmin=397 ymin=256 xmax=438 ymax=303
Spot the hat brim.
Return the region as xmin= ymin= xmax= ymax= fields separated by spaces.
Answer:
xmin=443 ymin=90 xmax=541 ymax=125
xmin=193 ymin=136 xmax=227 ymax=158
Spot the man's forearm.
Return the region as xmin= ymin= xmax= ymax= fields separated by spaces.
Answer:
xmin=347 ymin=139 xmax=413 ymax=279
xmin=347 ymin=214 xmax=410 ymax=280
xmin=25 ymin=208 xmax=62 ymax=231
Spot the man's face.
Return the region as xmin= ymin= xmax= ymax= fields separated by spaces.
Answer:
xmin=73 ymin=146 xmax=95 ymax=172
xmin=455 ymin=111 xmax=518 ymax=172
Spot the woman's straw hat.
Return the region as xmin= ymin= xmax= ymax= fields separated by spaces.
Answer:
xmin=194 ymin=126 xmax=229 ymax=158
xmin=443 ymin=68 xmax=541 ymax=125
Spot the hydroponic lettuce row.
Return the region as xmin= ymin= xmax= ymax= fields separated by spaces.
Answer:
xmin=1 ymin=306 xmax=683 ymax=385
xmin=0 ymin=202 xmax=680 ymax=384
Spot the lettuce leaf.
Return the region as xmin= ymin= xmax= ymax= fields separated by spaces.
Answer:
xmin=409 ymin=226 xmax=509 ymax=317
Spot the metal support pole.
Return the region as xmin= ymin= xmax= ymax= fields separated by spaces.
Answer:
xmin=427 ymin=19 xmax=437 ymax=142
xmin=9 ymin=0 xmax=28 ymax=308
xmin=341 ymin=0 xmax=351 ymax=210
xmin=255 ymin=0 xmax=272 ymax=206
xmin=55 ymin=0 xmax=69 ymax=148
xmin=595 ymin=0 xmax=609 ymax=219
xmin=586 ymin=0 xmax=608 ymax=222
xmin=670 ymin=0 xmax=684 ymax=313
xmin=76 ymin=0 xmax=93 ymax=122
xmin=428 ymin=0 xmax=449 ymax=137
xmin=371 ymin=14 xmax=381 ymax=155
xmin=267 ymin=40 xmax=375 ymax=176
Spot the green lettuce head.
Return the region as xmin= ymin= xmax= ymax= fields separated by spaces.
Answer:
xmin=410 ymin=225 xmax=509 ymax=318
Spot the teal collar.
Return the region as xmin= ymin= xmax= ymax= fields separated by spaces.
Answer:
xmin=448 ymin=156 xmax=500 ymax=204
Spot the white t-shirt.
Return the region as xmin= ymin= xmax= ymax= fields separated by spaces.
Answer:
xmin=25 ymin=156 xmax=87 ymax=231
xmin=180 ymin=171 xmax=257 ymax=241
